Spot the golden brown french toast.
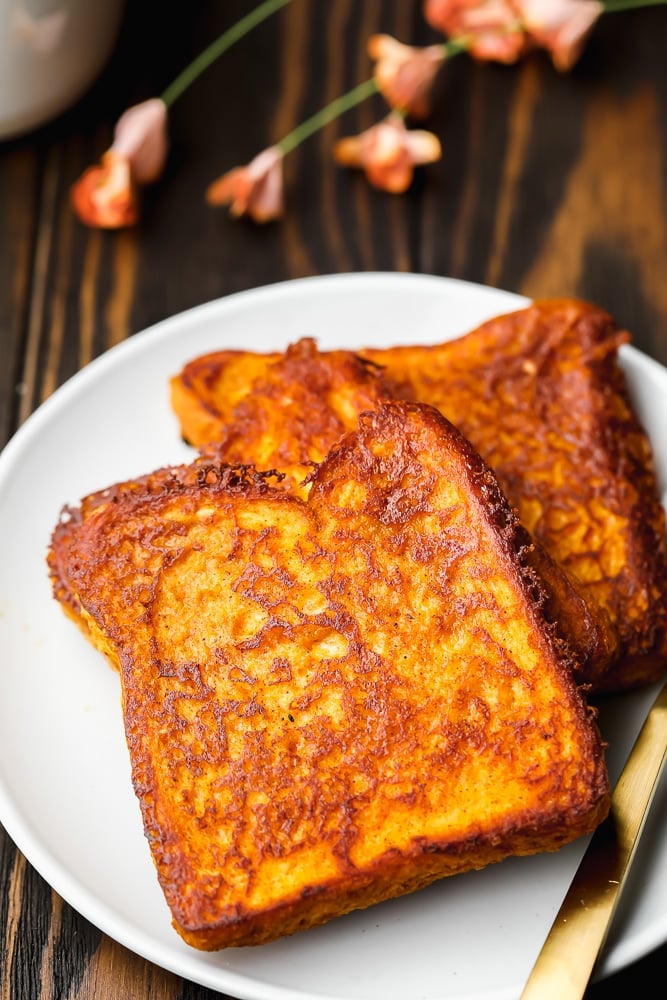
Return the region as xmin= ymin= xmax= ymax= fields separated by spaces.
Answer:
xmin=172 ymin=336 xmax=389 ymax=497
xmin=53 ymin=342 xmax=616 ymax=690
xmin=170 ymin=298 xmax=667 ymax=694
xmin=362 ymin=299 xmax=667 ymax=693
xmin=49 ymin=458 xmax=272 ymax=648
xmin=52 ymin=401 xmax=610 ymax=950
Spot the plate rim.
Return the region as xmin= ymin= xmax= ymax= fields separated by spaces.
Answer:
xmin=1 ymin=271 xmax=665 ymax=1000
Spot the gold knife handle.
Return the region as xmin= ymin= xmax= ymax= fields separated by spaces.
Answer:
xmin=520 ymin=679 xmax=667 ymax=1000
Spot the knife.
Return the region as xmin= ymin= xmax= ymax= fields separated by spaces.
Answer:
xmin=519 ymin=677 xmax=667 ymax=999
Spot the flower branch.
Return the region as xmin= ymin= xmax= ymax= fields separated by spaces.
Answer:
xmin=70 ymin=0 xmax=667 ymax=230
xmin=205 ymin=33 xmax=472 ymax=223
xmin=70 ymin=0 xmax=294 ymax=228
xmin=160 ymin=0 xmax=293 ymax=108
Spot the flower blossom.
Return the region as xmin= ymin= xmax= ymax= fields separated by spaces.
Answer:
xmin=368 ymin=34 xmax=446 ymax=120
xmin=70 ymin=152 xmax=139 ymax=229
xmin=70 ymin=98 xmax=168 ymax=228
xmin=206 ymin=146 xmax=285 ymax=223
xmin=516 ymin=0 xmax=603 ymax=71
xmin=423 ymin=0 xmax=525 ymax=64
xmin=333 ymin=114 xmax=442 ymax=194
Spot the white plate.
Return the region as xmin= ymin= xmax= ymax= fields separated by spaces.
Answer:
xmin=1 ymin=273 xmax=666 ymax=1000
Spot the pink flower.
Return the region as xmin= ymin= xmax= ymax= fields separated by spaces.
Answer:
xmin=368 ymin=34 xmax=446 ymax=120
xmin=516 ymin=0 xmax=603 ymax=71
xmin=423 ymin=0 xmax=526 ymax=64
xmin=70 ymin=152 xmax=139 ymax=229
xmin=70 ymin=98 xmax=168 ymax=228
xmin=110 ymin=98 xmax=169 ymax=184
xmin=206 ymin=146 xmax=285 ymax=223
xmin=333 ymin=114 xmax=442 ymax=194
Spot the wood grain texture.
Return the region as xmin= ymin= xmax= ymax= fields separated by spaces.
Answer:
xmin=1 ymin=2 xmax=666 ymax=997
xmin=0 ymin=147 xmax=39 ymax=446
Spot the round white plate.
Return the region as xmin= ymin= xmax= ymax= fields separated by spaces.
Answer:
xmin=0 ymin=273 xmax=666 ymax=1000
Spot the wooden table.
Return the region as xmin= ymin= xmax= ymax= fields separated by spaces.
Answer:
xmin=1 ymin=2 xmax=666 ymax=997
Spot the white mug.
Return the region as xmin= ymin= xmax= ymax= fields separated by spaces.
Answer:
xmin=0 ymin=0 xmax=126 ymax=140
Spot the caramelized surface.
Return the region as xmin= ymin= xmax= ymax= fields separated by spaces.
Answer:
xmin=170 ymin=299 xmax=667 ymax=693
xmin=55 ymin=402 xmax=609 ymax=950
xmin=172 ymin=337 xmax=389 ymax=497
xmin=363 ymin=300 xmax=667 ymax=692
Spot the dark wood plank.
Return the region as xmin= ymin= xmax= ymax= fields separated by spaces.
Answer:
xmin=422 ymin=6 xmax=667 ymax=362
xmin=0 ymin=145 xmax=39 ymax=446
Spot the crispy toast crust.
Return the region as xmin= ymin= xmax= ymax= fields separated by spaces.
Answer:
xmin=48 ymin=462 xmax=284 ymax=656
xmin=363 ymin=299 xmax=667 ymax=692
xmin=56 ymin=401 xmax=610 ymax=949
xmin=173 ymin=337 xmax=389 ymax=497
xmin=169 ymin=299 xmax=667 ymax=694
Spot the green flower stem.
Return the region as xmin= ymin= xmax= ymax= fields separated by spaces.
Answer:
xmin=441 ymin=37 xmax=471 ymax=57
xmin=160 ymin=0 xmax=294 ymax=108
xmin=277 ymin=37 xmax=466 ymax=157
xmin=277 ymin=78 xmax=379 ymax=156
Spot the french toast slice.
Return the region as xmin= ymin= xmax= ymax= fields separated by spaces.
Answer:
xmin=169 ymin=298 xmax=667 ymax=694
xmin=172 ymin=336 xmax=390 ymax=498
xmin=54 ymin=401 xmax=610 ymax=950
xmin=362 ymin=299 xmax=667 ymax=693
xmin=48 ymin=458 xmax=274 ymax=649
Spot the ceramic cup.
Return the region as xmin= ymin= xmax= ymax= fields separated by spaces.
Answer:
xmin=0 ymin=0 xmax=126 ymax=140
